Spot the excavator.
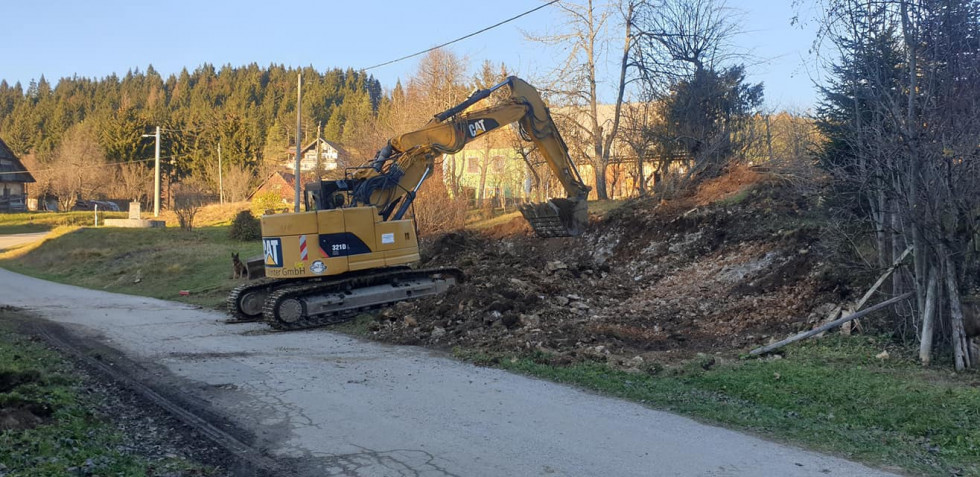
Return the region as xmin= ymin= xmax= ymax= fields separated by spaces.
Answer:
xmin=228 ymin=76 xmax=591 ymax=330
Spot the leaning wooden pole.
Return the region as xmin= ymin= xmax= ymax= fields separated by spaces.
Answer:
xmin=750 ymin=292 xmax=914 ymax=356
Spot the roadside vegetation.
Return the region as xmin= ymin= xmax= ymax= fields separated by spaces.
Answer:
xmin=336 ymin=316 xmax=980 ymax=476
xmin=463 ymin=339 xmax=980 ymax=476
xmin=0 ymin=211 xmax=126 ymax=235
xmin=0 ymin=316 xmax=216 ymax=476
xmin=0 ymin=208 xmax=261 ymax=309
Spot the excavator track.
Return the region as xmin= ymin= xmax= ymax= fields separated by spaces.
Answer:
xmin=226 ymin=277 xmax=301 ymax=323
xmin=262 ymin=267 xmax=464 ymax=331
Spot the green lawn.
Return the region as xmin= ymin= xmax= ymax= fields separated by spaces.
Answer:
xmin=0 ymin=211 xmax=128 ymax=235
xmin=0 ymin=225 xmax=261 ymax=309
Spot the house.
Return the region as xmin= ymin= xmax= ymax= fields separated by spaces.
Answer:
xmin=248 ymin=171 xmax=321 ymax=209
xmin=442 ymin=103 xmax=663 ymax=202
xmin=0 ymin=137 xmax=35 ymax=212
xmin=281 ymin=138 xmax=350 ymax=174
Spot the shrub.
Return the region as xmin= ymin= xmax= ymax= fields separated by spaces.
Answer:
xmin=173 ymin=181 xmax=210 ymax=231
xmin=229 ymin=210 xmax=261 ymax=241
xmin=251 ymin=190 xmax=289 ymax=216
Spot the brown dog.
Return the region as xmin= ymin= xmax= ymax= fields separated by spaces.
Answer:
xmin=232 ymin=252 xmax=247 ymax=279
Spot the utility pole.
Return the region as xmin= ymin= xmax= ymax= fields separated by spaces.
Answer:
xmin=315 ymin=120 xmax=322 ymax=180
xmin=218 ymin=142 xmax=224 ymax=204
xmin=141 ymin=126 xmax=162 ymax=217
xmin=294 ymin=73 xmax=302 ymax=212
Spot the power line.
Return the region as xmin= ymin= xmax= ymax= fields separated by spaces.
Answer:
xmin=362 ymin=0 xmax=560 ymax=71
xmin=0 ymin=156 xmax=164 ymax=175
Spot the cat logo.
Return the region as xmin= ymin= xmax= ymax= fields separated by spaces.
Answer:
xmin=263 ymin=238 xmax=283 ymax=268
xmin=467 ymin=119 xmax=487 ymax=138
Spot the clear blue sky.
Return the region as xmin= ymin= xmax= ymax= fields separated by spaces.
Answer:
xmin=0 ymin=0 xmax=821 ymax=110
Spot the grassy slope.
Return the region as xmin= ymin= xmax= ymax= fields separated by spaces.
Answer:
xmin=0 ymin=225 xmax=261 ymax=308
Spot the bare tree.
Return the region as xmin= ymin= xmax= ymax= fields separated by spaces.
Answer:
xmin=633 ymin=0 xmax=762 ymax=187
xmin=620 ymin=99 xmax=657 ymax=195
xmin=815 ymin=0 xmax=980 ymax=369
xmin=632 ymin=0 xmax=741 ymax=86
xmin=48 ymin=121 xmax=107 ymax=211
xmin=221 ymin=162 xmax=255 ymax=202
xmin=116 ymin=161 xmax=153 ymax=205
xmin=529 ymin=0 xmax=637 ymax=200
xmin=172 ymin=177 xmax=211 ymax=231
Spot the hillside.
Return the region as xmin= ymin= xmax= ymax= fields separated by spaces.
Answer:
xmin=371 ymin=166 xmax=851 ymax=366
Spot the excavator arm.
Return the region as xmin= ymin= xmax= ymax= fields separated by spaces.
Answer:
xmin=317 ymin=76 xmax=590 ymax=237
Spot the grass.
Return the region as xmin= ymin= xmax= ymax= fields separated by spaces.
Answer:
xmin=454 ymin=337 xmax=980 ymax=476
xmin=0 ymin=211 xmax=128 ymax=235
xmin=0 ymin=225 xmax=261 ymax=309
xmin=0 ymin=318 xmax=212 ymax=476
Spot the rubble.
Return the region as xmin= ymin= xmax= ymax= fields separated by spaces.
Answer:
xmin=373 ymin=167 xmax=850 ymax=367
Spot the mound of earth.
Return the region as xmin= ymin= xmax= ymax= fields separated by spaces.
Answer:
xmin=371 ymin=167 xmax=853 ymax=368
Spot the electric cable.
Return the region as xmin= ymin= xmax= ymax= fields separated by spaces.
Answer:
xmin=362 ymin=0 xmax=560 ymax=71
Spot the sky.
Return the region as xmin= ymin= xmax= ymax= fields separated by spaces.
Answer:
xmin=0 ymin=0 xmax=824 ymax=110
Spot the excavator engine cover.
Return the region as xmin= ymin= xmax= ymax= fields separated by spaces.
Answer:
xmin=519 ymin=198 xmax=587 ymax=238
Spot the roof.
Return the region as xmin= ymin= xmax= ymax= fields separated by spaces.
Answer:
xmin=0 ymin=137 xmax=36 ymax=183
xmin=287 ymin=138 xmax=350 ymax=158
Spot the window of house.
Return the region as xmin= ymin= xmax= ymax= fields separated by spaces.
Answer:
xmin=466 ymin=156 xmax=480 ymax=174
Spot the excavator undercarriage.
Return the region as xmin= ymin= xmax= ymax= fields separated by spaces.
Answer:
xmin=227 ymin=267 xmax=462 ymax=330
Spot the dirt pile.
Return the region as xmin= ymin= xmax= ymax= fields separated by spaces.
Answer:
xmin=372 ymin=167 xmax=849 ymax=367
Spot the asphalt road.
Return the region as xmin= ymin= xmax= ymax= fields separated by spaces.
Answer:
xmin=0 ymin=231 xmax=49 ymax=251
xmin=0 ymin=268 xmax=895 ymax=477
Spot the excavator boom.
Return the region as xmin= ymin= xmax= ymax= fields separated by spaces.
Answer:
xmin=349 ymin=76 xmax=590 ymax=237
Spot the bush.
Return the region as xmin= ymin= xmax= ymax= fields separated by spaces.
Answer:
xmin=251 ymin=190 xmax=289 ymax=216
xmin=229 ymin=210 xmax=262 ymax=241
xmin=172 ymin=181 xmax=210 ymax=231
xmin=412 ymin=179 xmax=467 ymax=236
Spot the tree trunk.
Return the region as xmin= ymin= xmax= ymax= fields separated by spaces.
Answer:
xmin=944 ymin=249 xmax=973 ymax=370
xmin=592 ymin=159 xmax=608 ymax=200
xmin=918 ymin=265 xmax=938 ymax=365
xmin=477 ymin=164 xmax=488 ymax=207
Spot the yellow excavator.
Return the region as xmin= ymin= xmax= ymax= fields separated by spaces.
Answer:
xmin=228 ymin=76 xmax=591 ymax=330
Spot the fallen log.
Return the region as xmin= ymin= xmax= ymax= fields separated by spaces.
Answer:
xmin=749 ymin=291 xmax=915 ymax=356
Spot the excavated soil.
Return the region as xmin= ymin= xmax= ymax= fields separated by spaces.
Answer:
xmin=371 ymin=167 xmax=853 ymax=368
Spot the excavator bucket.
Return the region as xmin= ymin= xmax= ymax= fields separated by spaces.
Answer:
xmin=519 ymin=198 xmax=588 ymax=238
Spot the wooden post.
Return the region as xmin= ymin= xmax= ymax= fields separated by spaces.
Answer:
xmin=749 ymin=292 xmax=914 ymax=356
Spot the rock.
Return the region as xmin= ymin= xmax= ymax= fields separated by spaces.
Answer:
xmin=521 ymin=314 xmax=541 ymax=328
xmin=509 ymin=278 xmax=530 ymax=288
xmin=546 ymin=261 xmax=568 ymax=273
xmin=431 ymin=327 xmax=446 ymax=338
xmin=629 ymin=356 xmax=644 ymax=366
xmin=555 ymin=296 xmax=570 ymax=306
xmin=574 ymin=301 xmax=589 ymax=310
xmin=403 ymin=316 xmax=418 ymax=327
xmin=566 ymin=294 xmax=583 ymax=301
xmin=875 ymin=350 xmax=890 ymax=360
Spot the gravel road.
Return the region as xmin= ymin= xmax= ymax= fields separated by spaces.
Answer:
xmin=0 ymin=268 xmax=896 ymax=477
